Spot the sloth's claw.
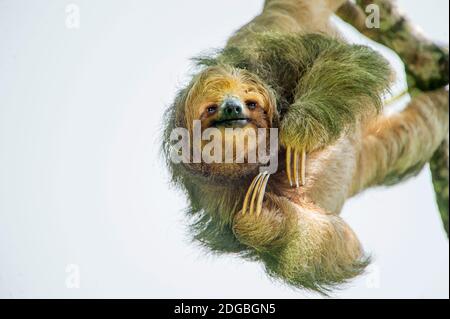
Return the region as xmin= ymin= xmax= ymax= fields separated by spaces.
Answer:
xmin=242 ymin=172 xmax=270 ymax=216
xmin=242 ymin=174 xmax=262 ymax=216
xmin=300 ymin=149 xmax=306 ymax=186
xmin=256 ymin=173 xmax=270 ymax=216
xmin=286 ymin=147 xmax=306 ymax=188
xmin=286 ymin=147 xmax=293 ymax=187
xmin=293 ymin=149 xmax=299 ymax=188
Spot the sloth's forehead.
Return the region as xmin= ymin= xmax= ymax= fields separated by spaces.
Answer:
xmin=199 ymin=76 xmax=260 ymax=97
xmin=202 ymin=76 xmax=245 ymax=89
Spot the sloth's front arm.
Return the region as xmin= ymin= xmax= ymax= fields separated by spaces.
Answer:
xmin=279 ymin=42 xmax=391 ymax=187
xmin=234 ymin=193 xmax=366 ymax=292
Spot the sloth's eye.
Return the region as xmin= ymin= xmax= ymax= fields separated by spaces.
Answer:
xmin=207 ymin=105 xmax=218 ymax=114
xmin=246 ymin=100 xmax=258 ymax=110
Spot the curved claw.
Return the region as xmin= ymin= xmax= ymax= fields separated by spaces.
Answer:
xmin=286 ymin=146 xmax=292 ymax=187
xmin=285 ymin=147 xmax=307 ymax=188
xmin=242 ymin=172 xmax=270 ymax=216
xmin=256 ymin=173 xmax=270 ymax=216
xmin=300 ymin=149 xmax=306 ymax=186
xmin=293 ymin=150 xmax=299 ymax=188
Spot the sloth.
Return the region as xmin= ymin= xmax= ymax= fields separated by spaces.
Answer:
xmin=162 ymin=0 xmax=449 ymax=293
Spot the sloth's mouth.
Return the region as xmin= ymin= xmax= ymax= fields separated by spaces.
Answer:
xmin=212 ymin=118 xmax=251 ymax=128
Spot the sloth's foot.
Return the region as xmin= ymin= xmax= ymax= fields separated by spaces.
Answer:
xmin=242 ymin=172 xmax=270 ymax=216
xmin=286 ymin=146 xmax=306 ymax=188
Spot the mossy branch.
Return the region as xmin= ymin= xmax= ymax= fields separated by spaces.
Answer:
xmin=338 ymin=0 xmax=449 ymax=91
xmin=431 ymin=136 xmax=449 ymax=236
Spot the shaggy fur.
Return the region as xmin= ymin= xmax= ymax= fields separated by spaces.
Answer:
xmin=162 ymin=0 xmax=449 ymax=294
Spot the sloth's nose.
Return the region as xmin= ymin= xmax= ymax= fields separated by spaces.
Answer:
xmin=221 ymin=98 xmax=243 ymax=118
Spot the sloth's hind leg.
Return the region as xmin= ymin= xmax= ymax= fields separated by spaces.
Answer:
xmin=353 ymin=88 xmax=449 ymax=193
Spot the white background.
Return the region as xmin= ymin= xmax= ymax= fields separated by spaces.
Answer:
xmin=0 ymin=0 xmax=448 ymax=298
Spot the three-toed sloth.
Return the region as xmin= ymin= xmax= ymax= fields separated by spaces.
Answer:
xmin=162 ymin=0 xmax=449 ymax=293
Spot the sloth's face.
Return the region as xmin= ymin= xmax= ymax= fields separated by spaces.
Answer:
xmin=181 ymin=66 xmax=277 ymax=178
xmin=185 ymin=66 xmax=275 ymax=132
